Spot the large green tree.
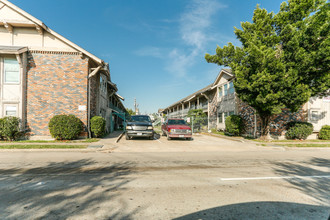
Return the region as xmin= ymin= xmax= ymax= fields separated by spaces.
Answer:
xmin=205 ymin=0 xmax=329 ymax=139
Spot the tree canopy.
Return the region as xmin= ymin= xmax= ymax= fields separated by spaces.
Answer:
xmin=205 ymin=0 xmax=329 ymax=138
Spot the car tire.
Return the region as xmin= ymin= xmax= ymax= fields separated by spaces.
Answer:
xmin=167 ymin=135 xmax=171 ymax=141
xmin=149 ymin=134 xmax=154 ymax=140
xmin=125 ymin=134 xmax=130 ymax=140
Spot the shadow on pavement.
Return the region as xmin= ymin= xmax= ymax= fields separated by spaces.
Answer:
xmin=0 ymin=159 xmax=142 ymax=219
xmin=173 ymin=201 xmax=329 ymax=220
xmin=273 ymin=157 xmax=330 ymax=204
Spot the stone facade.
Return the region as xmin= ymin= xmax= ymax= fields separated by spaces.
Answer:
xmin=237 ymin=99 xmax=308 ymax=138
xmin=26 ymin=51 xmax=89 ymax=136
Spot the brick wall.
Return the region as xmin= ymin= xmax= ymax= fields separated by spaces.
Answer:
xmin=26 ymin=51 xmax=89 ymax=136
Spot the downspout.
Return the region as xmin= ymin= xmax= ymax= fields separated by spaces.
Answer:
xmin=254 ymin=109 xmax=257 ymax=138
xmin=88 ymin=77 xmax=91 ymax=138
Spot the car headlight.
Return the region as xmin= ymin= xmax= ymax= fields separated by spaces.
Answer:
xmin=147 ymin=126 xmax=153 ymax=130
xmin=126 ymin=126 xmax=132 ymax=130
xmin=171 ymin=129 xmax=176 ymax=133
xmin=187 ymin=129 xmax=192 ymax=134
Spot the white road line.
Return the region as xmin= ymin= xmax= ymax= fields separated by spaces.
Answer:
xmin=155 ymin=138 xmax=162 ymax=143
xmin=220 ymin=175 xmax=330 ymax=181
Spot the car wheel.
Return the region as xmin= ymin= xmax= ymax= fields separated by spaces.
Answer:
xmin=125 ymin=134 xmax=130 ymax=140
xmin=167 ymin=135 xmax=171 ymax=141
xmin=149 ymin=134 xmax=154 ymax=140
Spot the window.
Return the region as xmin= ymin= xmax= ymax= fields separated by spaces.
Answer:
xmin=218 ymin=86 xmax=223 ymax=98
xmin=229 ymin=81 xmax=235 ymax=94
xmin=100 ymin=75 xmax=107 ymax=93
xmin=5 ymin=106 xmax=17 ymax=116
xmin=311 ymin=111 xmax=318 ymax=121
xmin=218 ymin=112 xmax=223 ymax=123
xmin=229 ymin=111 xmax=235 ymax=116
xmin=224 ymin=84 xmax=228 ymax=96
xmin=4 ymin=58 xmax=20 ymax=83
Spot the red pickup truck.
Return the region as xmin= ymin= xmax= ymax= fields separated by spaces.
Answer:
xmin=161 ymin=118 xmax=192 ymax=140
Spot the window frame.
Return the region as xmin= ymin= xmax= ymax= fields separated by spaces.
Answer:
xmin=3 ymin=57 xmax=20 ymax=84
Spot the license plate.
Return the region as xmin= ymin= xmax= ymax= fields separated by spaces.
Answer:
xmin=137 ymin=133 xmax=142 ymax=136
xmin=179 ymin=135 xmax=184 ymax=138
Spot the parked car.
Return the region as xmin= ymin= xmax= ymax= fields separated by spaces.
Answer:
xmin=162 ymin=118 xmax=192 ymax=140
xmin=126 ymin=115 xmax=154 ymax=140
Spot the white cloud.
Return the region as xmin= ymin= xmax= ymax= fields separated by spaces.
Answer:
xmin=165 ymin=0 xmax=226 ymax=77
xmin=134 ymin=47 xmax=162 ymax=58
xmin=135 ymin=0 xmax=227 ymax=78
xmin=180 ymin=0 xmax=227 ymax=49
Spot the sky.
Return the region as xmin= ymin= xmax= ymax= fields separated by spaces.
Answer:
xmin=10 ymin=0 xmax=285 ymax=114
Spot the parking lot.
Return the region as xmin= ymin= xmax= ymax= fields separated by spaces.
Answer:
xmin=111 ymin=133 xmax=270 ymax=153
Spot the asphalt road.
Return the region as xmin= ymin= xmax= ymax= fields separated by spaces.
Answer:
xmin=0 ymin=135 xmax=329 ymax=220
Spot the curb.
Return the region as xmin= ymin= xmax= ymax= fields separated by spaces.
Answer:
xmin=116 ymin=132 xmax=125 ymax=143
xmin=201 ymin=132 xmax=248 ymax=143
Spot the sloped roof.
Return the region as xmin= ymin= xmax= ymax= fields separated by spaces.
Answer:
xmin=0 ymin=45 xmax=27 ymax=54
xmin=162 ymin=68 xmax=234 ymax=111
xmin=212 ymin=68 xmax=233 ymax=86
xmin=0 ymin=0 xmax=103 ymax=64
xmin=163 ymin=83 xmax=213 ymax=110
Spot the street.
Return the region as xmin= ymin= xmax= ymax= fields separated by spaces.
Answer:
xmin=0 ymin=135 xmax=329 ymax=219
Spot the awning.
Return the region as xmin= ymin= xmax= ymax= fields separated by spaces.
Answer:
xmin=0 ymin=45 xmax=28 ymax=54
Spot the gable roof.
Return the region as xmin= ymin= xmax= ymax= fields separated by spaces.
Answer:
xmin=212 ymin=68 xmax=233 ymax=86
xmin=0 ymin=0 xmax=103 ymax=64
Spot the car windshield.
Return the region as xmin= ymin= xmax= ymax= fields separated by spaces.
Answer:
xmin=168 ymin=120 xmax=186 ymax=125
xmin=131 ymin=115 xmax=151 ymax=122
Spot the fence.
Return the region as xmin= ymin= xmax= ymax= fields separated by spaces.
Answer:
xmin=184 ymin=116 xmax=218 ymax=133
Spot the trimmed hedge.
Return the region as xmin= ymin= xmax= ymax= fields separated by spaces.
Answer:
xmin=0 ymin=116 xmax=21 ymax=141
xmin=285 ymin=121 xmax=313 ymax=140
xmin=225 ymin=115 xmax=243 ymax=136
xmin=49 ymin=114 xmax=82 ymax=140
xmin=91 ymin=116 xmax=106 ymax=137
xmin=319 ymin=125 xmax=330 ymax=140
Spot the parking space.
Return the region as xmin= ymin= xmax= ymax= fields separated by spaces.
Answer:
xmin=111 ymin=133 xmax=265 ymax=153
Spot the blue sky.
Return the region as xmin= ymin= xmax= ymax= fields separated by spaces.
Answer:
xmin=11 ymin=0 xmax=285 ymax=114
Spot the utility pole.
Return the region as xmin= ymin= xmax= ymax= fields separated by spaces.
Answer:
xmin=134 ymin=98 xmax=139 ymax=115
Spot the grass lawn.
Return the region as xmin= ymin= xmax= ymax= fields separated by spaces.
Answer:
xmin=279 ymin=144 xmax=330 ymax=148
xmin=0 ymin=145 xmax=87 ymax=149
xmin=0 ymin=138 xmax=100 ymax=144
xmin=253 ymin=139 xmax=329 ymax=143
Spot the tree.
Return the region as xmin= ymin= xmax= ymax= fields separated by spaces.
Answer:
xmin=187 ymin=109 xmax=207 ymax=132
xmin=205 ymin=0 xmax=329 ymax=139
xmin=126 ymin=108 xmax=136 ymax=116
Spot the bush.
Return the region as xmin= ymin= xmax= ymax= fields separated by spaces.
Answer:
xmin=286 ymin=121 xmax=313 ymax=130
xmin=0 ymin=117 xmax=21 ymax=141
xmin=225 ymin=115 xmax=243 ymax=136
xmin=91 ymin=116 xmax=106 ymax=137
xmin=49 ymin=114 xmax=82 ymax=140
xmin=319 ymin=125 xmax=330 ymax=140
xmin=285 ymin=123 xmax=313 ymax=140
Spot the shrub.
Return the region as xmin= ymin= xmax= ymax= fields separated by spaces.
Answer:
xmin=286 ymin=121 xmax=313 ymax=130
xmin=1 ymin=117 xmax=21 ymax=141
xmin=285 ymin=123 xmax=313 ymax=140
xmin=49 ymin=114 xmax=82 ymax=140
xmin=91 ymin=116 xmax=106 ymax=137
xmin=319 ymin=125 xmax=330 ymax=140
xmin=225 ymin=115 xmax=243 ymax=136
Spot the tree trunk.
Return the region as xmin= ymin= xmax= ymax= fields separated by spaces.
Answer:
xmin=260 ymin=115 xmax=271 ymax=141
